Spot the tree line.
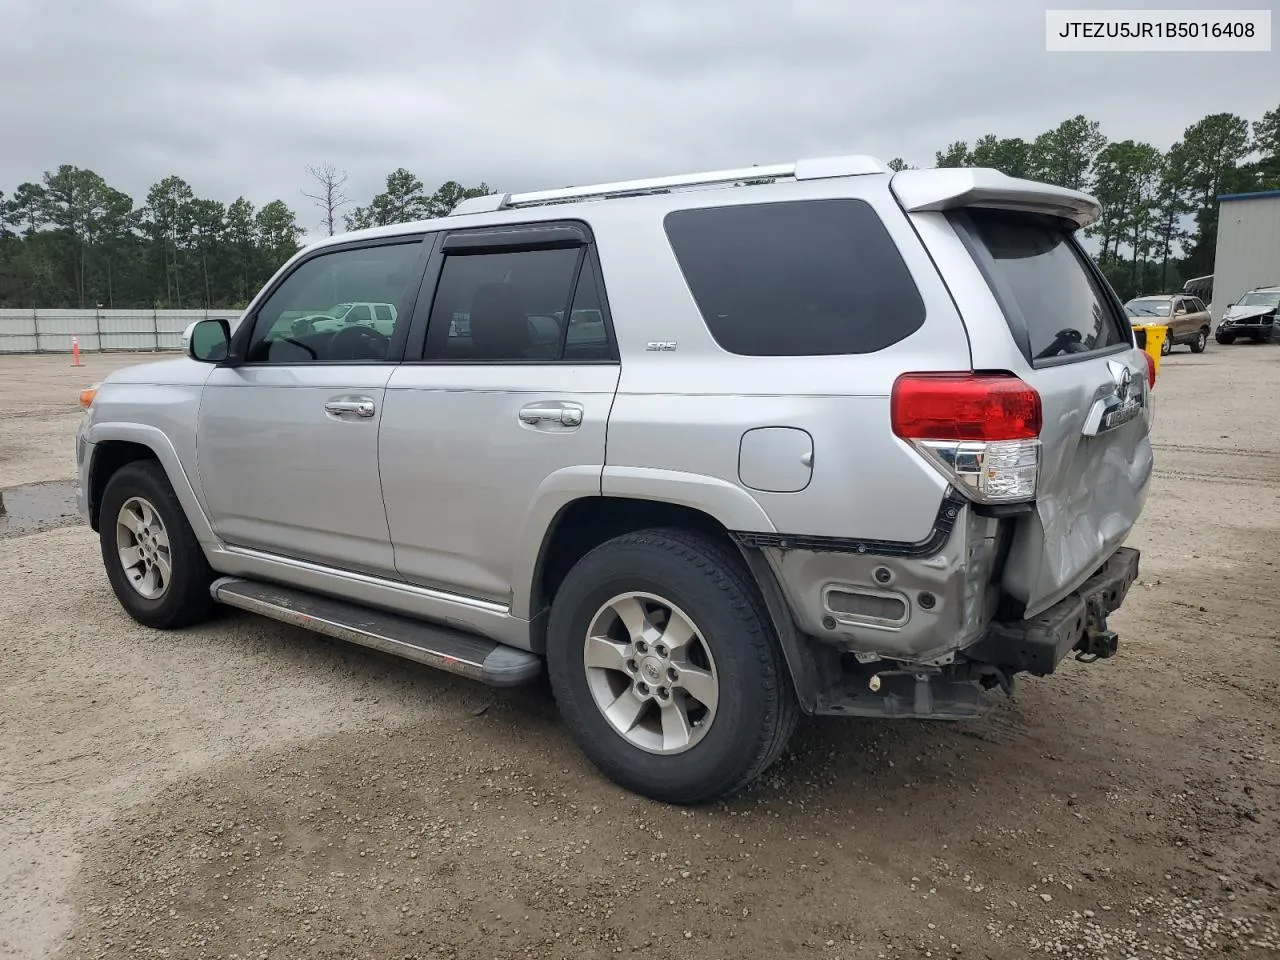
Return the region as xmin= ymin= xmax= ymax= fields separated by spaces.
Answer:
xmin=1 ymin=104 xmax=1276 ymax=310
xmin=0 ymin=165 xmax=490 ymax=310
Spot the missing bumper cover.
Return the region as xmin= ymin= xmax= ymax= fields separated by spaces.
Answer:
xmin=966 ymin=546 xmax=1139 ymax=676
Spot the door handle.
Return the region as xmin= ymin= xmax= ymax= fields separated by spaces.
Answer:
xmin=518 ymin=401 xmax=584 ymax=427
xmin=324 ymin=397 xmax=376 ymax=418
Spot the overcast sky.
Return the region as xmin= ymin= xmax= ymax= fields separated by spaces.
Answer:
xmin=1 ymin=0 xmax=1275 ymax=232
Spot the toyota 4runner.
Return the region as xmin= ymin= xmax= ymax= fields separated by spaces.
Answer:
xmin=76 ymin=154 xmax=1154 ymax=804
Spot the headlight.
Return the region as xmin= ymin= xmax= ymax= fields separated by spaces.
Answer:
xmin=79 ymin=382 xmax=101 ymax=409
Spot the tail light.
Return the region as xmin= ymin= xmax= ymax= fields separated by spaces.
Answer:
xmin=891 ymin=372 xmax=1042 ymax=504
xmin=1142 ymin=350 xmax=1156 ymax=389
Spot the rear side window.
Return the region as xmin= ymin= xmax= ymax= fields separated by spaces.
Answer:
xmin=956 ymin=209 xmax=1129 ymax=363
xmin=663 ymin=199 xmax=925 ymax=356
xmin=422 ymin=245 xmax=613 ymax=362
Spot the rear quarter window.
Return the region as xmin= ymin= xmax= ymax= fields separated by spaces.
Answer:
xmin=663 ymin=199 xmax=925 ymax=357
xmin=953 ymin=209 xmax=1130 ymax=364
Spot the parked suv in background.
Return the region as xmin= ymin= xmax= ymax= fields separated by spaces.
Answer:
xmin=1124 ymin=293 xmax=1211 ymax=354
xmin=76 ymin=155 xmax=1154 ymax=804
xmin=1215 ymin=285 xmax=1280 ymax=344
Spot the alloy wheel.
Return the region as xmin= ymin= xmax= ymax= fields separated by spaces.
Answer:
xmin=116 ymin=495 xmax=171 ymax=599
xmin=583 ymin=591 xmax=720 ymax=755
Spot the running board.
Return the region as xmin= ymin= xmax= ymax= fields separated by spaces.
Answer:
xmin=210 ymin=577 xmax=542 ymax=687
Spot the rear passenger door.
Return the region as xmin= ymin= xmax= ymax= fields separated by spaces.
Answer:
xmin=379 ymin=222 xmax=620 ymax=609
xmin=1189 ymin=297 xmax=1211 ymax=335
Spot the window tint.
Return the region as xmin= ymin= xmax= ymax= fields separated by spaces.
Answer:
xmin=246 ymin=241 xmax=422 ymax=363
xmin=663 ymin=199 xmax=925 ymax=357
xmin=423 ymin=245 xmax=612 ymax=361
xmin=563 ymin=256 xmax=611 ymax=361
xmin=959 ymin=209 xmax=1128 ymax=362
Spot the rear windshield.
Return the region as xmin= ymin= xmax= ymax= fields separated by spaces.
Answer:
xmin=664 ymin=199 xmax=925 ymax=357
xmin=955 ymin=209 xmax=1130 ymax=363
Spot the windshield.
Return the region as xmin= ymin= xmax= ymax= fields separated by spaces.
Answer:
xmin=1125 ymin=299 xmax=1171 ymax=317
xmin=1236 ymin=292 xmax=1280 ymax=309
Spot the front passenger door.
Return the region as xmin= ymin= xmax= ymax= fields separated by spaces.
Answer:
xmin=1172 ymin=297 xmax=1193 ymax=341
xmin=196 ymin=235 xmax=432 ymax=576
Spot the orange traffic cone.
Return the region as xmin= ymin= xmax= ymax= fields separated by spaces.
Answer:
xmin=71 ymin=336 xmax=84 ymax=367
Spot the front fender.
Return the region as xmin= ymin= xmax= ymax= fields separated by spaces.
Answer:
xmin=87 ymin=422 xmax=218 ymax=546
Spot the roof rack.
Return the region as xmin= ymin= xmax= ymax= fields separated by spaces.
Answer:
xmin=448 ymin=154 xmax=890 ymax=216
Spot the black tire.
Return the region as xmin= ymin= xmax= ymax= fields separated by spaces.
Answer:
xmin=1216 ymin=331 xmax=1236 ymax=344
xmin=546 ymin=528 xmax=799 ymax=805
xmin=1160 ymin=331 xmax=1172 ymax=355
xmin=99 ymin=459 xmax=216 ymax=629
xmin=1189 ymin=329 xmax=1208 ymax=354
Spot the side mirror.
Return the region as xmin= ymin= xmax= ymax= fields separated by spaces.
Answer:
xmin=186 ymin=318 xmax=231 ymax=363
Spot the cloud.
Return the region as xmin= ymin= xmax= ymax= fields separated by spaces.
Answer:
xmin=1 ymin=0 xmax=1274 ymax=227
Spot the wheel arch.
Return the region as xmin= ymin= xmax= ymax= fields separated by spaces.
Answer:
xmin=86 ymin=423 xmax=217 ymax=545
xmin=524 ymin=492 xmax=828 ymax=713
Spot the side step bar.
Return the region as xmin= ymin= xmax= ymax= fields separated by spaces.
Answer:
xmin=210 ymin=577 xmax=542 ymax=687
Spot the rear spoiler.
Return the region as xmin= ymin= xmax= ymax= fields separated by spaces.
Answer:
xmin=889 ymin=168 xmax=1101 ymax=229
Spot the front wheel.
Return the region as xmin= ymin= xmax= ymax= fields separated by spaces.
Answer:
xmin=1216 ymin=330 xmax=1236 ymax=344
xmin=1160 ymin=331 xmax=1172 ymax=355
xmin=99 ymin=460 xmax=216 ymax=629
xmin=546 ymin=529 xmax=799 ymax=804
xmin=1190 ymin=329 xmax=1208 ymax=354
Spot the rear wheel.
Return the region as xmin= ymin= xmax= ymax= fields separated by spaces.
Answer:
xmin=1190 ymin=329 xmax=1208 ymax=354
xmin=99 ymin=460 xmax=216 ymax=629
xmin=546 ymin=528 xmax=798 ymax=804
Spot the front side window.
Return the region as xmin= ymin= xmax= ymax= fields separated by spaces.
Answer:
xmin=423 ymin=245 xmax=612 ymax=362
xmin=663 ymin=199 xmax=925 ymax=357
xmin=959 ymin=209 xmax=1129 ymax=362
xmin=245 ymin=239 xmax=423 ymax=363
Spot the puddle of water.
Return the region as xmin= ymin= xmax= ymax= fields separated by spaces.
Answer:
xmin=0 ymin=480 xmax=82 ymax=539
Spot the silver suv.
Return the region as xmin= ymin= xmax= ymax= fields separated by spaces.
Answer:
xmin=76 ymin=154 xmax=1154 ymax=804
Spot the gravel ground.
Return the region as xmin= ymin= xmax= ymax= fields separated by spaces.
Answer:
xmin=1 ymin=347 xmax=1278 ymax=960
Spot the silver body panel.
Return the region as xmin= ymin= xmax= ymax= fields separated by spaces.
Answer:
xmin=901 ymin=206 xmax=1153 ymax=617
xmin=379 ymin=363 xmax=619 ymax=607
xmin=196 ymin=365 xmax=398 ymax=576
xmin=76 ymin=157 xmax=1151 ymax=667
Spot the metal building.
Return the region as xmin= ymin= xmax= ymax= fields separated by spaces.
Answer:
xmin=1210 ymin=189 xmax=1280 ymax=322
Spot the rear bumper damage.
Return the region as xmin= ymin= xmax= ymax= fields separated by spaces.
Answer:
xmin=966 ymin=545 xmax=1139 ymax=675
xmin=805 ymin=546 xmax=1140 ymax=718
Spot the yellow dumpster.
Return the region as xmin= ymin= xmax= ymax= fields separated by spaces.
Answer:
xmin=1132 ymin=323 xmax=1167 ymax=377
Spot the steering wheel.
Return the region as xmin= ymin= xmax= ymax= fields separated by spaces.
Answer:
xmin=328 ymin=324 xmax=389 ymax=361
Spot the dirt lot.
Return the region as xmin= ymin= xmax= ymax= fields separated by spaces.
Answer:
xmin=2 ymin=347 xmax=1278 ymax=960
